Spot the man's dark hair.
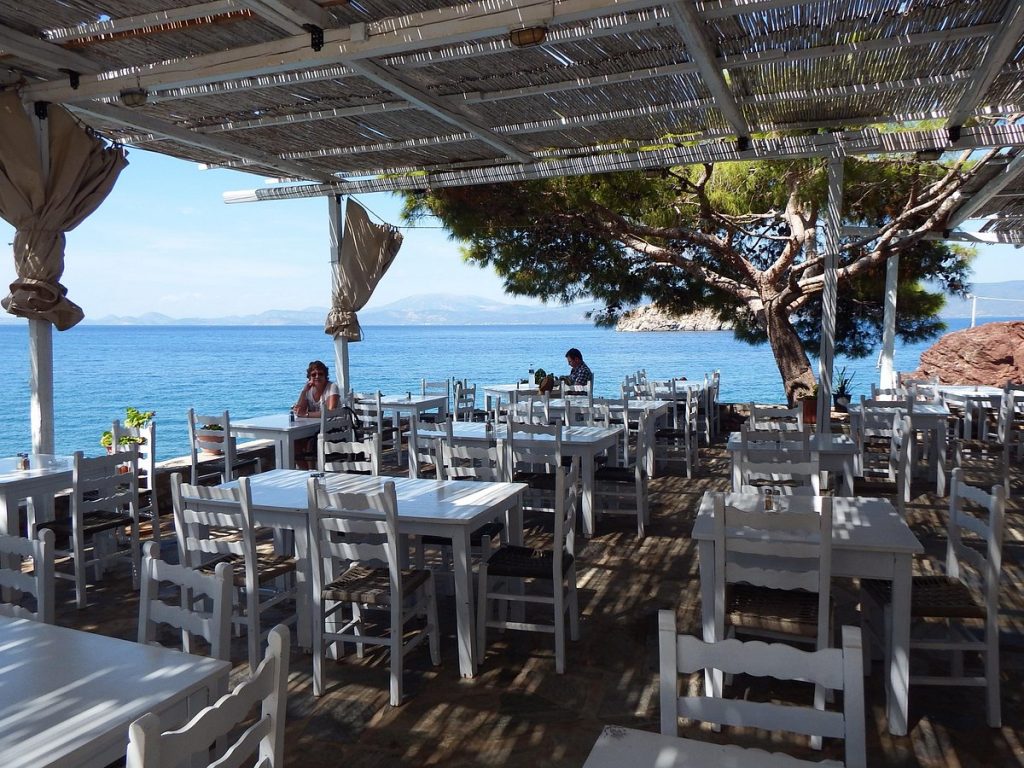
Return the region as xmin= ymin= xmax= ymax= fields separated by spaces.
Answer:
xmin=565 ymin=347 xmax=582 ymax=360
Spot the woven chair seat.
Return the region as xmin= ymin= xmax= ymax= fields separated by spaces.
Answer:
xmin=322 ymin=564 xmax=430 ymax=605
xmin=655 ymin=428 xmax=689 ymax=439
xmin=594 ymin=466 xmax=636 ymax=484
xmin=726 ymin=584 xmax=820 ymax=638
xmin=200 ymin=552 xmax=297 ymax=587
xmin=485 ymin=545 xmax=573 ymax=580
xmin=421 ymin=520 xmax=504 ymax=547
xmin=862 ymin=575 xmax=986 ymax=619
xmin=513 ymin=470 xmax=558 ymax=490
xmin=39 ymin=510 xmax=132 ymax=537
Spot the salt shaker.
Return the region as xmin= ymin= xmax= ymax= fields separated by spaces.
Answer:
xmin=764 ymin=488 xmax=774 ymax=511
xmin=17 ymin=452 xmax=29 ymax=470
xmin=289 ymin=409 xmax=295 ymax=423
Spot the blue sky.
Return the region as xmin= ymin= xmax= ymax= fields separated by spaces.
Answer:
xmin=1 ymin=148 xmax=1021 ymax=318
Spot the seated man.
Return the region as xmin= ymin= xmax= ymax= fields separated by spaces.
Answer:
xmin=561 ymin=347 xmax=593 ymax=386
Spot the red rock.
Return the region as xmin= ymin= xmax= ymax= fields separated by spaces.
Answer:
xmin=911 ymin=321 xmax=1024 ymax=385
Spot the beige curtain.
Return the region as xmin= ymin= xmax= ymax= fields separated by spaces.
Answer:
xmin=325 ymin=198 xmax=403 ymax=341
xmin=0 ymin=92 xmax=128 ymax=330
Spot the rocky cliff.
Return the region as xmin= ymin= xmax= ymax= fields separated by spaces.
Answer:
xmin=909 ymin=321 xmax=1024 ymax=385
xmin=616 ymin=305 xmax=733 ymax=332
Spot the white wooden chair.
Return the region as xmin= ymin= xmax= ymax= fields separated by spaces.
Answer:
xmin=453 ymin=381 xmax=479 ymax=422
xmin=654 ymin=610 xmax=865 ymax=768
xmin=736 ymin=452 xmax=822 ymax=495
xmin=420 ymin=378 xmax=451 ymax=421
xmin=653 ymin=388 xmax=700 ymax=477
xmin=954 ymin=386 xmax=1022 ymax=495
xmin=187 ymin=408 xmax=261 ymax=485
xmin=137 ymin=540 xmax=232 ymax=661
xmin=351 ymin=391 xmax=397 ymax=464
xmin=856 ymin=412 xmax=912 ymax=516
xmin=477 ymin=459 xmax=580 ymax=674
xmin=740 ymin=423 xmax=813 ymax=460
xmin=126 ymin=624 xmax=290 ymax=768
xmin=748 ymin=402 xmax=804 ymax=430
xmin=697 ymin=370 xmax=721 ymax=442
xmin=507 ymin=420 xmax=564 ymax=515
xmin=594 ymin=412 xmax=649 ymax=538
xmin=306 ymin=477 xmax=440 ymax=705
xmin=407 ymin=414 xmax=445 ymax=478
xmin=861 ymin=468 xmax=1006 ymax=727
xmin=713 ymin=491 xmax=833 ymax=719
xmin=320 ymin=403 xmax=357 ymax=444
xmin=113 ymin=418 xmax=160 ymax=542
xmin=0 ymin=529 xmax=55 ymax=623
xmin=39 ymin=449 xmax=141 ymax=609
xmin=171 ymin=474 xmax=297 ymax=670
xmin=318 ymin=433 xmax=381 ymax=475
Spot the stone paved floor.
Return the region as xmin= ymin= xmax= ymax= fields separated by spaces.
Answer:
xmin=53 ymin=436 xmax=1024 ymax=767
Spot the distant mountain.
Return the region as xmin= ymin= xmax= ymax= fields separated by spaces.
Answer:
xmin=75 ymin=294 xmax=598 ymax=326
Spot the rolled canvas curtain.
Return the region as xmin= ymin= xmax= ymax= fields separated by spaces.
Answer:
xmin=0 ymin=92 xmax=128 ymax=331
xmin=325 ymin=198 xmax=403 ymax=341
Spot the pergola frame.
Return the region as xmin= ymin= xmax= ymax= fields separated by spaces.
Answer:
xmin=2 ymin=0 xmax=1024 ymax=458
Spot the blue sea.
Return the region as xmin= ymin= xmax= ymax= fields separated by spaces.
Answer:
xmin=0 ymin=319 xmax=994 ymax=461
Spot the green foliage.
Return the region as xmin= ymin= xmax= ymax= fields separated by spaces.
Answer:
xmin=534 ymin=368 xmax=548 ymax=385
xmin=834 ymin=367 xmax=855 ymax=397
xmin=99 ymin=406 xmax=155 ymax=448
xmin=404 ymin=156 xmax=975 ymax=371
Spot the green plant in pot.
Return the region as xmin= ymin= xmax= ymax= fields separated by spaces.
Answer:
xmin=197 ymin=423 xmax=225 ymax=455
xmin=100 ymin=407 xmax=155 ymax=453
xmin=833 ymin=367 xmax=855 ymax=412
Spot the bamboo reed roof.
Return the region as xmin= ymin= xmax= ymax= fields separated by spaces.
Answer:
xmin=1 ymin=0 xmax=1023 ymax=238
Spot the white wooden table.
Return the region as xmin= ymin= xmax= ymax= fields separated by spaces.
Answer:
xmin=0 ymin=454 xmax=73 ymax=537
xmin=584 ymin=724 xmax=798 ymax=767
xmin=364 ymin=394 xmax=448 ymax=463
xmin=693 ymin=492 xmax=923 ymax=736
xmin=850 ymin=401 xmax=950 ymax=494
xmin=937 ymin=385 xmax=1006 ymax=439
xmin=0 ymin=615 xmax=230 ymax=768
xmin=236 ymin=469 xmax=526 ymax=678
xmin=725 ymin=431 xmax=857 ymax=495
xmin=412 ymin=423 xmax=622 ymax=537
xmin=230 ymin=413 xmax=320 ymax=469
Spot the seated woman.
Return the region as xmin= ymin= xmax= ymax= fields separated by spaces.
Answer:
xmin=293 ymin=360 xmax=341 ymax=468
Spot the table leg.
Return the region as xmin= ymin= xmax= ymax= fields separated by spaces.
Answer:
xmin=581 ymin=452 xmax=596 ymax=538
xmin=292 ymin=524 xmax=311 ymax=650
xmin=0 ymin=493 xmax=15 ymax=603
xmin=935 ymin=425 xmax=947 ymax=496
xmin=697 ymin=538 xmax=720 ymax=695
xmin=407 ymin=423 xmax=420 ymax=479
xmin=451 ymin=528 xmax=475 ymax=677
xmin=842 ymin=454 xmax=855 ymax=496
xmin=888 ymin=555 xmax=912 ymax=736
xmin=730 ymin=454 xmax=740 ymax=492
xmin=279 ymin=438 xmax=292 ymax=471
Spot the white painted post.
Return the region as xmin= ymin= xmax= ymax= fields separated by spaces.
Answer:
xmin=29 ymin=319 xmax=54 ymax=454
xmin=970 ymin=294 xmax=977 ymax=328
xmin=879 ymin=253 xmax=900 ymax=390
xmin=328 ymin=194 xmax=350 ymax=396
xmin=29 ymin=101 xmax=55 ymax=455
xmin=816 ymin=157 xmax=844 ymax=431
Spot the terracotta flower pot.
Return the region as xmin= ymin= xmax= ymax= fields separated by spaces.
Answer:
xmin=801 ymin=396 xmax=817 ymax=425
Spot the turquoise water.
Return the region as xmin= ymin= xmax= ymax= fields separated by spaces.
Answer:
xmin=0 ymin=320 xmax=983 ymax=461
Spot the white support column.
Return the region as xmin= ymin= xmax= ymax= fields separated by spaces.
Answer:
xmin=328 ymin=194 xmax=350 ymax=395
xmin=29 ymin=319 xmax=54 ymax=454
xmin=29 ymin=101 xmax=55 ymax=455
xmin=879 ymin=253 xmax=900 ymax=389
xmin=816 ymin=157 xmax=844 ymax=431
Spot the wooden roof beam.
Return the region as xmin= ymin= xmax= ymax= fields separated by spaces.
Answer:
xmin=0 ymin=23 xmax=99 ymax=76
xmin=44 ymin=1 xmax=246 ymax=43
xmin=71 ymin=100 xmax=340 ymax=184
xmin=22 ymin=0 xmax=669 ymax=103
xmin=946 ymin=154 xmax=1024 ymax=229
xmin=945 ymin=1 xmax=1024 ymax=131
xmin=238 ymin=0 xmax=331 ymax=35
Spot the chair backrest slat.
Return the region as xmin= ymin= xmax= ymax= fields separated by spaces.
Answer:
xmin=0 ymin=530 xmax=54 ymax=623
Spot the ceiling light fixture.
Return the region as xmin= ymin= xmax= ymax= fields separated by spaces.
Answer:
xmin=509 ymin=26 xmax=547 ymax=47
xmin=119 ymin=86 xmax=148 ymax=108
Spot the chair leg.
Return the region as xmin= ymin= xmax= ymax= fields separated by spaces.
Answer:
xmin=425 ymin=577 xmax=441 ymax=666
xmin=313 ymin=601 xmax=325 ymax=697
xmin=246 ymin=585 xmax=260 ymax=672
xmin=73 ymin=528 xmax=88 ymax=609
xmin=476 ymin=564 xmax=490 ymax=670
xmin=985 ymin=614 xmax=1002 ymax=727
xmin=567 ymin=567 xmax=580 ymax=642
xmin=390 ymin=602 xmax=403 ymax=706
xmin=553 ymin=582 xmax=566 ymax=674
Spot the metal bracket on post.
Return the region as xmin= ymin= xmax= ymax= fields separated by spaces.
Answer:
xmin=305 ymin=24 xmax=324 ymax=51
xmin=33 ymin=101 xmax=48 ymax=120
xmin=947 ymin=125 xmax=961 ymax=143
xmin=59 ymin=69 xmax=80 ymax=89
xmin=736 ymin=136 xmax=750 ymax=152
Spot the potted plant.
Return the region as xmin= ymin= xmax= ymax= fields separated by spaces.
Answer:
xmin=100 ymin=407 xmax=155 ymax=454
xmin=833 ymin=367 xmax=855 ymax=412
xmin=800 ymin=384 xmax=818 ymax=426
xmin=197 ymin=423 xmax=225 ymax=455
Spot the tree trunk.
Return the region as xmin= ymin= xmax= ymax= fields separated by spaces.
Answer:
xmin=763 ymin=301 xmax=816 ymax=405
